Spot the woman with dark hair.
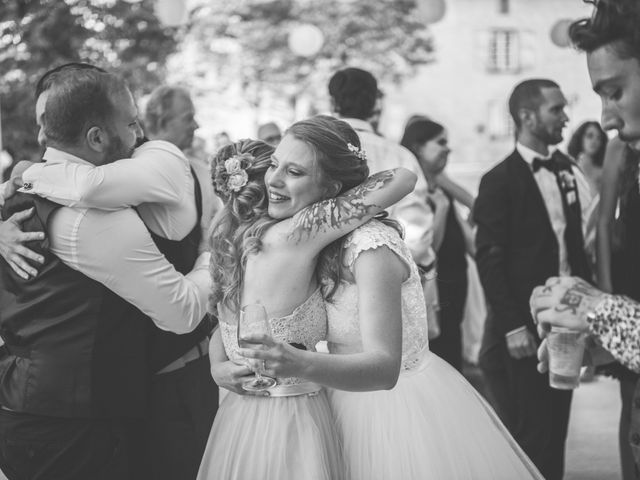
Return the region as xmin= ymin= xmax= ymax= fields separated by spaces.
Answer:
xmin=199 ymin=117 xmax=416 ymax=480
xmin=229 ymin=117 xmax=542 ymax=479
xmin=568 ymin=121 xmax=608 ymax=195
xmin=400 ymin=118 xmax=475 ymax=372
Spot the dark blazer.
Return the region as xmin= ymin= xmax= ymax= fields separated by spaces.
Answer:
xmin=474 ymin=149 xmax=561 ymax=338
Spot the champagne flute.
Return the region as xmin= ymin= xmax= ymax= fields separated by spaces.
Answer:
xmin=238 ymin=303 xmax=277 ymax=391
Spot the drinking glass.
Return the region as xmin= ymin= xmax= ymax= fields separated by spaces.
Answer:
xmin=238 ymin=303 xmax=277 ymax=391
xmin=547 ymin=327 xmax=587 ymax=390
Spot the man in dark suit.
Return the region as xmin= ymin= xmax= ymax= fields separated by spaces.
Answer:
xmin=474 ymin=78 xmax=593 ymax=480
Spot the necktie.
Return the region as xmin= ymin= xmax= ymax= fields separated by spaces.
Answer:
xmin=532 ymin=156 xmax=557 ymax=173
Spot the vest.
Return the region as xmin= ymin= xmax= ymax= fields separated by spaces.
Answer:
xmin=0 ymin=193 xmax=148 ymax=419
xmin=147 ymin=169 xmax=213 ymax=373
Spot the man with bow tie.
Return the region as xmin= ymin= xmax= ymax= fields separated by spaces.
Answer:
xmin=474 ymin=78 xmax=593 ymax=480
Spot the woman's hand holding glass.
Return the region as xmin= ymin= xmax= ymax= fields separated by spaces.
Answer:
xmin=210 ymin=358 xmax=267 ymax=395
xmin=238 ymin=304 xmax=278 ymax=391
xmin=238 ymin=333 xmax=307 ymax=380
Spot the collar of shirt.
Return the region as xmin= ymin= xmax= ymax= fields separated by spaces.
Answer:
xmin=516 ymin=142 xmax=556 ymax=167
xmin=43 ymin=147 xmax=95 ymax=167
xmin=340 ymin=117 xmax=374 ymax=133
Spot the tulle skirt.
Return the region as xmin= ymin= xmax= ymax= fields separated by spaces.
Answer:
xmin=327 ymin=350 xmax=543 ymax=480
xmin=196 ymin=389 xmax=343 ymax=480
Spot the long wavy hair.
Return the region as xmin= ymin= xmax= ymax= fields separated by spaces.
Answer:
xmin=567 ymin=121 xmax=607 ymax=167
xmin=209 ymin=139 xmax=277 ymax=313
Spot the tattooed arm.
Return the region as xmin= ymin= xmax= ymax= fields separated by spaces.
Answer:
xmin=281 ymin=168 xmax=416 ymax=251
xmin=531 ymin=276 xmax=640 ymax=373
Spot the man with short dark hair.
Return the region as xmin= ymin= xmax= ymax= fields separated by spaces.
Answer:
xmin=8 ymin=79 xmax=219 ymax=479
xmin=474 ymin=78 xmax=593 ymax=480
xmin=530 ymin=0 xmax=640 ymax=471
xmin=0 ymin=68 xmax=210 ymax=479
xmin=328 ymin=67 xmax=435 ymax=284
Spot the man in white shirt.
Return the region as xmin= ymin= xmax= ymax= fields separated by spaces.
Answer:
xmin=6 ymin=77 xmax=221 ymax=479
xmin=327 ymin=68 xmax=437 ymax=316
xmin=474 ymin=78 xmax=593 ymax=480
xmin=0 ymin=68 xmax=210 ymax=479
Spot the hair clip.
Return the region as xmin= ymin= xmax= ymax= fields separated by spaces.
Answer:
xmin=347 ymin=142 xmax=367 ymax=161
xmin=223 ymin=155 xmax=250 ymax=192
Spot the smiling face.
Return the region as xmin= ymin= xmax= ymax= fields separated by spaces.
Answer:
xmin=417 ymin=129 xmax=450 ymax=175
xmin=265 ymin=134 xmax=329 ymax=219
xmin=588 ymin=44 xmax=640 ymax=152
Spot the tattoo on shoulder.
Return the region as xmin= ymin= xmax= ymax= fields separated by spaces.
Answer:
xmin=286 ymin=169 xmax=397 ymax=243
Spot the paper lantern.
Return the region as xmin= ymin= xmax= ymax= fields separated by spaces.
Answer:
xmin=155 ymin=0 xmax=188 ymax=28
xmin=550 ymin=19 xmax=573 ymax=48
xmin=288 ymin=24 xmax=324 ymax=57
xmin=416 ymin=0 xmax=446 ymax=25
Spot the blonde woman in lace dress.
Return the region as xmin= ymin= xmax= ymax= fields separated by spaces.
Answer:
xmin=198 ymin=116 xmax=416 ymax=480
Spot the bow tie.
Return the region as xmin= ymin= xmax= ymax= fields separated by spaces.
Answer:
xmin=532 ymin=156 xmax=557 ymax=173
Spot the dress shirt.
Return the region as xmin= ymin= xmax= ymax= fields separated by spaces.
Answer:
xmin=516 ymin=142 xmax=593 ymax=276
xmin=504 ymin=143 xmax=594 ymax=340
xmin=341 ymin=118 xmax=435 ymax=267
xmin=29 ymin=148 xmax=210 ymax=334
xmin=22 ymin=140 xmax=196 ymax=240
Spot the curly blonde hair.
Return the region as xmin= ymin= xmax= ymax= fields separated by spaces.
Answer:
xmin=209 ymin=139 xmax=277 ymax=313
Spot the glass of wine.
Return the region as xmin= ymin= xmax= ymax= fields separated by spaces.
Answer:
xmin=238 ymin=303 xmax=277 ymax=392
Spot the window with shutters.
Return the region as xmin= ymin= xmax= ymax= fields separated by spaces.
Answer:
xmin=487 ymin=28 xmax=520 ymax=73
xmin=487 ymin=100 xmax=515 ymax=140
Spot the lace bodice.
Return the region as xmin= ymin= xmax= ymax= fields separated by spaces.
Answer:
xmin=219 ymin=288 xmax=327 ymax=386
xmin=325 ymin=220 xmax=429 ymax=371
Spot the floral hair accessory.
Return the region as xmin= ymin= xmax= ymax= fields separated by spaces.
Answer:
xmin=214 ymin=153 xmax=253 ymax=197
xmin=347 ymin=142 xmax=367 ymax=161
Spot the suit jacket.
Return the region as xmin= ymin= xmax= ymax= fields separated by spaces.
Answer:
xmin=474 ymin=149 xmax=562 ymax=340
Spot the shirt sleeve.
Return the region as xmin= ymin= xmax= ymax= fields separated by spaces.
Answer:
xmin=387 ymin=148 xmax=435 ymax=266
xmin=23 ymin=143 xmax=190 ymax=210
xmin=49 ymin=207 xmax=210 ymax=333
xmin=0 ymin=181 xmax=6 ymax=207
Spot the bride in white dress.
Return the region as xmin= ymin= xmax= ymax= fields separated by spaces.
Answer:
xmin=238 ymin=180 xmax=544 ymax=477
xmin=199 ymin=116 xmax=416 ymax=480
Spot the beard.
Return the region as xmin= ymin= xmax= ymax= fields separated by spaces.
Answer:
xmin=104 ymin=131 xmax=135 ymax=164
xmin=532 ymin=120 xmax=563 ymax=146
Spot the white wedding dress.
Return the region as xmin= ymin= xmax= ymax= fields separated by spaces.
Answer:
xmin=197 ymin=288 xmax=343 ymax=480
xmin=324 ymin=220 xmax=543 ymax=480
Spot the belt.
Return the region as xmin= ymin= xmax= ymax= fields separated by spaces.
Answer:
xmin=156 ymin=337 xmax=209 ymax=375
xmin=265 ymin=382 xmax=321 ymax=397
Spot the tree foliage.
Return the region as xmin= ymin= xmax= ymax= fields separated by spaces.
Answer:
xmin=0 ymin=0 xmax=178 ymax=160
xmin=179 ymin=0 xmax=434 ymax=110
